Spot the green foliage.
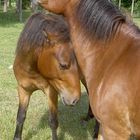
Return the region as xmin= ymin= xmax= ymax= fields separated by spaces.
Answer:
xmin=113 ymin=0 xmax=140 ymax=8
xmin=121 ymin=0 xmax=132 ymax=8
xmin=112 ymin=0 xmax=140 ymax=17
xmin=22 ymin=0 xmax=30 ymax=9
xmin=135 ymin=0 xmax=140 ymax=13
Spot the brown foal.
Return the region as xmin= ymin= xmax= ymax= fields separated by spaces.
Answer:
xmin=13 ymin=13 xmax=81 ymax=140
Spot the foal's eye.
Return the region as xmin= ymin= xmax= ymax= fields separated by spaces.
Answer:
xmin=59 ymin=63 xmax=70 ymax=70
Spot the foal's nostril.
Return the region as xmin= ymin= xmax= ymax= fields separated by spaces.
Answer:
xmin=72 ymin=98 xmax=79 ymax=105
xmin=61 ymin=96 xmax=79 ymax=106
xmin=62 ymin=97 xmax=67 ymax=105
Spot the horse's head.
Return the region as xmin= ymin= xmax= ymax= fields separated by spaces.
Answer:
xmin=38 ymin=26 xmax=81 ymax=106
xmin=37 ymin=0 xmax=71 ymax=14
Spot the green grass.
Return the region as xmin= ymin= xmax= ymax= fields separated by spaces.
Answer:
xmin=0 ymin=9 xmax=94 ymax=140
xmin=133 ymin=17 xmax=140 ymax=26
xmin=0 ymin=8 xmax=140 ymax=140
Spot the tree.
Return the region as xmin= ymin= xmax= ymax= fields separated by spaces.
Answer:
xmin=19 ymin=0 xmax=22 ymax=22
xmin=9 ymin=0 xmax=12 ymax=7
xmin=16 ymin=0 xmax=20 ymax=13
xmin=3 ymin=0 xmax=8 ymax=12
xmin=16 ymin=0 xmax=22 ymax=22
xmin=131 ymin=0 xmax=135 ymax=16
xmin=31 ymin=0 xmax=38 ymax=13
xmin=119 ymin=0 xmax=121 ymax=9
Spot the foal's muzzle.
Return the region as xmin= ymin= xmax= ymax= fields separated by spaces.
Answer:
xmin=61 ymin=96 xmax=79 ymax=106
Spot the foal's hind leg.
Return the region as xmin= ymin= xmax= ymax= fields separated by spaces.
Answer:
xmin=13 ymin=85 xmax=31 ymax=140
xmin=45 ymin=86 xmax=58 ymax=140
xmin=81 ymin=104 xmax=94 ymax=123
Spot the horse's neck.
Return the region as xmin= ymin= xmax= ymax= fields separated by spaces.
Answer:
xmin=68 ymin=21 xmax=103 ymax=85
xmin=68 ymin=16 xmax=137 ymax=87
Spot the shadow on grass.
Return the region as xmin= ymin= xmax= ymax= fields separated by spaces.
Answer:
xmin=0 ymin=9 xmax=31 ymax=27
xmin=25 ymin=92 xmax=95 ymax=140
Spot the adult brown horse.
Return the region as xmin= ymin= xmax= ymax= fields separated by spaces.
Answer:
xmin=38 ymin=0 xmax=140 ymax=139
xmin=13 ymin=13 xmax=81 ymax=140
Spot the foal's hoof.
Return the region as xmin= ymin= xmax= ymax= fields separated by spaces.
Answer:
xmin=80 ymin=114 xmax=93 ymax=126
xmin=13 ymin=138 xmax=21 ymax=140
xmin=80 ymin=117 xmax=89 ymax=127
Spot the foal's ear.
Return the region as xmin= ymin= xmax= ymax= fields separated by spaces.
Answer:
xmin=43 ymin=30 xmax=57 ymax=46
xmin=42 ymin=30 xmax=50 ymax=44
xmin=56 ymin=46 xmax=72 ymax=70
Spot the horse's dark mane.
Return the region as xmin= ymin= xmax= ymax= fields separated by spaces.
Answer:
xmin=75 ymin=0 xmax=126 ymax=41
xmin=16 ymin=12 xmax=70 ymax=53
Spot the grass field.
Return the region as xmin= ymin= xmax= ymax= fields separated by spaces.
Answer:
xmin=0 ymin=9 xmax=140 ymax=140
xmin=134 ymin=17 xmax=140 ymax=26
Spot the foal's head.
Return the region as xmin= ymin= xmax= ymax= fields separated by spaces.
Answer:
xmin=36 ymin=13 xmax=81 ymax=106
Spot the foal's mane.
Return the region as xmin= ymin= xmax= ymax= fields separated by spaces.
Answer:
xmin=16 ymin=12 xmax=70 ymax=53
xmin=75 ymin=0 xmax=126 ymax=41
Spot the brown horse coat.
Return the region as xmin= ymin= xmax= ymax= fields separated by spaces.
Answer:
xmin=38 ymin=0 xmax=140 ymax=139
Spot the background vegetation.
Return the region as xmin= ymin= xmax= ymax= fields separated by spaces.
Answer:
xmin=0 ymin=0 xmax=140 ymax=140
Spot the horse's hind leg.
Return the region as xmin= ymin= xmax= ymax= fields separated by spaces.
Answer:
xmin=45 ymin=86 xmax=58 ymax=140
xmin=13 ymin=85 xmax=31 ymax=140
xmin=93 ymin=120 xmax=100 ymax=139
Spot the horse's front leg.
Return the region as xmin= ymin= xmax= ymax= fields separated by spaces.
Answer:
xmin=13 ymin=85 xmax=31 ymax=140
xmin=97 ymin=126 xmax=104 ymax=140
xmin=45 ymin=86 xmax=58 ymax=140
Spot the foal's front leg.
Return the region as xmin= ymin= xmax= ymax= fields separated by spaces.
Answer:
xmin=81 ymin=79 xmax=99 ymax=138
xmin=81 ymin=104 xmax=94 ymax=123
xmin=45 ymin=86 xmax=58 ymax=140
xmin=13 ymin=85 xmax=31 ymax=140
xmin=81 ymin=79 xmax=94 ymax=123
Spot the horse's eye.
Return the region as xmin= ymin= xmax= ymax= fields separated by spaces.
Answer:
xmin=59 ymin=63 xmax=70 ymax=70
